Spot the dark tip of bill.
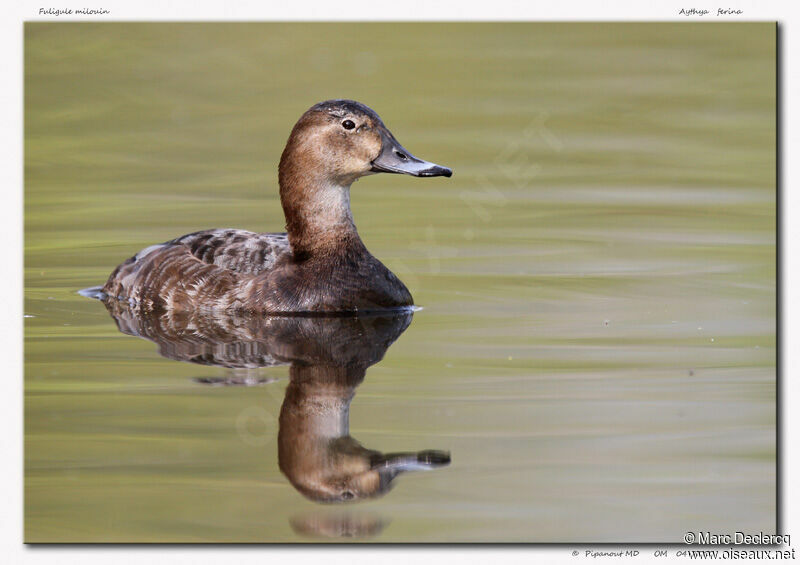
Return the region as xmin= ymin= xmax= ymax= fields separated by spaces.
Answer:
xmin=421 ymin=166 xmax=453 ymax=178
xmin=417 ymin=450 xmax=451 ymax=465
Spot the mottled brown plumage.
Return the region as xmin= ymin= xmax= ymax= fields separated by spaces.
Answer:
xmin=101 ymin=100 xmax=452 ymax=314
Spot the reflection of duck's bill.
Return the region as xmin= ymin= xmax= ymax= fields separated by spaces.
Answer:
xmin=371 ymin=449 xmax=451 ymax=475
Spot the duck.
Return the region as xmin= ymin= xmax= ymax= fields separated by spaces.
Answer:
xmin=101 ymin=99 xmax=452 ymax=314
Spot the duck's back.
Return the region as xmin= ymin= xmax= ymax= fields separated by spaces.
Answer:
xmin=102 ymin=229 xmax=290 ymax=310
xmin=172 ymin=229 xmax=289 ymax=275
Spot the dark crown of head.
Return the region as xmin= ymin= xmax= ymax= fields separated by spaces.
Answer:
xmin=310 ymin=99 xmax=382 ymax=122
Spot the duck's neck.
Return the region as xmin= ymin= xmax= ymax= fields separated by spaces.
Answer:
xmin=279 ymin=160 xmax=365 ymax=258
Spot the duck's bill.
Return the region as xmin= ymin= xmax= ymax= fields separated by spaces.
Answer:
xmin=370 ymin=129 xmax=453 ymax=178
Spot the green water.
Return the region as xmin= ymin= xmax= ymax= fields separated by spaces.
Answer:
xmin=25 ymin=23 xmax=776 ymax=542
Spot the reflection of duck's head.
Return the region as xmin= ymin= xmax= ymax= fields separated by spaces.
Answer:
xmin=279 ymin=365 xmax=450 ymax=503
xmin=92 ymin=298 xmax=451 ymax=504
xmin=275 ymin=314 xmax=450 ymax=504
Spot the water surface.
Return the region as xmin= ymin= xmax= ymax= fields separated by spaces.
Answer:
xmin=25 ymin=23 xmax=775 ymax=542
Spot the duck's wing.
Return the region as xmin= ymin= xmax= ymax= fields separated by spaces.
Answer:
xmin=170 ymin=229 xmax=291 ymax=275
xmin=102 ymin=229 xmax=291 ymax=308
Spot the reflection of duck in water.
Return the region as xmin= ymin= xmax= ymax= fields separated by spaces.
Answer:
xmin=279 ymin=327 xmax=450 ymax=503
xmin=88 ymin=295 xmax=451 ymax=506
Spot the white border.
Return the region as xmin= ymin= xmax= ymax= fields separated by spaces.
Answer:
xmin=5 ymin=1 xmax=795 ymax=564
xmin=14 ymin=0 xmax=789 ymax=21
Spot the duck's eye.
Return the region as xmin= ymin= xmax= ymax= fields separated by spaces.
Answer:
xmin=341 ymin=491 xmax=355 ymax=500
xmin=342 ymin=120 xmax=356 ymax=130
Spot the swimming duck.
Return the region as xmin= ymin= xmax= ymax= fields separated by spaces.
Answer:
xmin=101 ymin=99 xmax=452 ymax=314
